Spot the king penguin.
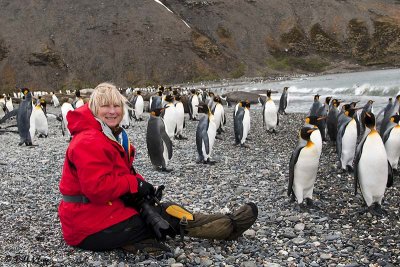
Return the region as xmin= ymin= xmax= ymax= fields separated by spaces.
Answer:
xmin=17 ymin=88 xmax=34 ymax=146
xmin=278 ymin=86 xmax=289 ymax=115
xmin=61 ymin=101 xmax=75 ymax=140
xmin=212 ymin=95 xmax=226 ymax=135
xmin=51 ymin=92 xmax=60 ymax=107
xmin=161 ymin=95 xmax=177 ymax=139
xmin=337 ymin=107 xmax=359 ymax=172
xmin=326 ymin=99 xmax=341 ymax=144
xmin=146 ymin=108 xmax=173 ymax=172
xmin=354 ymin=112 xmax=393 ymax=216
xmin=188 ymin=89 xmax=200 ymax=121
xmin=263 ymin=90 xmax=279 ymax=133
xmin=174 ymin=94 xmax=187 ymax=140
xmin=131 ymin=90 xmax=144 ymax=121
xmin=288 ymin=126 xmax=320 ymax=207
xmin=196 ymin=103 xmax=217 ymax=164
xmin=30 ymin=102 xmax=48 ymax=139
xmin=383 ymin=114 xmax=400 ymax=172
xmin=234 ymin=100 xmax=251 ymax=147
xmin=304 ymin=116 xmax=323 ymax=157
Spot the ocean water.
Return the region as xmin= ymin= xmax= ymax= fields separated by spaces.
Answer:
xmin=206 ymin=68 xmax=400 ymax=113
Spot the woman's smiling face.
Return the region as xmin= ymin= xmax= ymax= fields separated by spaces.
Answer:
xmin=97 ymin=104 xmax=123 ymax=130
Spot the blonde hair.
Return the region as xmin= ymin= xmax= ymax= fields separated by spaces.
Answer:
xmin=89 ymin=82 xmax=127 ymax=116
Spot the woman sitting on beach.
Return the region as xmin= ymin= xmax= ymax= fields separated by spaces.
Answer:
xmin=58 ymin=82 xmax=258 ymax=252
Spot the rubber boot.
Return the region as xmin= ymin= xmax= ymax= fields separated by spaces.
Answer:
xmin=184 ymin=202 xmax=258 ymax=240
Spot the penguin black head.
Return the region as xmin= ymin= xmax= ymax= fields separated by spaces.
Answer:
xmin=305 ymin=116 xmax=319 ymax=126
xmin=136 ymin=90 xmax=142 ymax=95
xmin=21 ymin=88 xmax=30 ymax=95
xmin=244 ymin=100 xmax=251 ymax=109
xmin=75 ymin=90 xmax=81 ymax=97
xmin=158 ymin=85 xmax=165 ymax=92
xmin=151 ymin=108 xmax=165 ymax=117
xmin=300 ymin=126 xmax=316 ymax=141
xmin=314 ymin=94 xmax=320 ymax=101
xmin=165 ymin=95 xmax=174 ymax=103
xmin=157 ymin=91 xmax=163 ymax=96
xmin=208 ymin=92 xmax=215 ymax=97
xmin=198 ymin=103 xmax=210 ymax=114
xmin=325 ymin=96 xmax=332 ymax=105
xmin=396 ymin=95 xmax=400 ymax=101
xmin=283 ymin=87 xmax=289 ymax=92
xmin=345 ymin=107 xmax=359 ymax=118
xmin=266 ymin=90 xmax=272 ymax=98
xmin=332 ymin=99 xmax=340 ymax=107
xmin=174 ymin=94 xmax=182 ymax=102
xmin=349 ymin=101 xmax=359 ymax=108
xmin=190 ymin=89 xmax=196 ymax=94
xmin=363 ymin=112 xmax=376 ymax=129
xmin=390 ymin=114 xmax=400 ymax=124
xmin=213 ymin=95 xmax=221 ymax=103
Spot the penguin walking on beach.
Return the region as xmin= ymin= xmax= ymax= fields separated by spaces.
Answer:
xmin=234 ymin=100 xmax=251 ymax=147
xmin=51 ymin=92 xmax=60 ymax=107
xmin=161 ymin=95 xmax=177 ymax=139
xmin=17 ymin=88 xmax=34 ymax=146
xmin=131 ymin=90 xmax=144 ymax=121
xmin=147 ymin=108 xmax=173 ymax=172
xmin=327 ymin=99 xmax=341 ymax=144
xmin=188 ymin=89 xmax=200 ymax=121
xmin=288 ymin=126 xmax=320 ymax=208
xmin=263 ymin=90 xmax=279 ymax=133
xmin=61 ymin=101 xmax=75 ymax=140
xmin=212 ymin=95 xmax=226 ymax=135
xmin=278 ymin=86 xmax=289 ymax=115
xmin=30 ymin=103 xmax=48 ymax=138
xmin=316 ymin=96 xmax=331 ymax=141
xmin=196 ymin=103 xmax=217 ymax=164
xmin=354 ymin=112 xmax=393 ymax=216
xmin=174 ymin=94 xmax=187 ymax=140
xmin=149 ymin=91 xmax=163 ymax=112
xmin=337 ymin=107 xmax=359 ymax=172
xmin=383 ymin=114 xmax=400 ymax=173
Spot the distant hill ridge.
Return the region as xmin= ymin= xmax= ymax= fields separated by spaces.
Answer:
xmin=0 ymin=0 xmax=399 ymax=93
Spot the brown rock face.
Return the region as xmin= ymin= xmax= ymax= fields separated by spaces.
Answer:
xmin=0 ymin=0 xmax=399 ymax=93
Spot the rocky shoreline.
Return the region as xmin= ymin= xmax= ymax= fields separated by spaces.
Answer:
xmin=0 ymin=105 xmax=399 ymax=266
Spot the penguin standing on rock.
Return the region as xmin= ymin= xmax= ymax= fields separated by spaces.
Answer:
xmin=354 ymin=112 xmax=393 ymax=216
xmin=212 ymin=95 xmax=226 ymax=135
xmin=174 ymin=94 xmax=187 ymax=140
xmin=383 ymin=114 xmax=400 ymax=173
xmin=234 ymin=100 xmax=251 ymax=147
xmin=263 ymin=90 xmax=278 ymax=133
xmin=17 ymin=88 xmax=34 ymax=146
xmin=146 ymin=108 xmax=173 ymax=172
xmin=327 ymin=99 xmax=341 ymax=144
xmin=278 ymin=86 xmax=289 ymax=115
xmin=188 ymin=89 xmax=200 ymax=121
xmin=288 ymin=126 xmax=320 ymax=208
xmin=30 ymin=102 xmax=48 ymax=138
xmin=196 ymin=103 xmax=217 ymax=164
xmin=161 ymin=95 xmax=177 ymax=139
xmin=337 ymin=107 xmax=359 ymax=172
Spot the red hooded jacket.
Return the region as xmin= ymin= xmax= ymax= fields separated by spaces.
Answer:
xmin=58 ymin=104 xmax=143 ymax=246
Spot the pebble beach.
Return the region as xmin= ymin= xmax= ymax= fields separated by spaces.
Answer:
xmin=0 ymin=103 xmax=399 ymax=267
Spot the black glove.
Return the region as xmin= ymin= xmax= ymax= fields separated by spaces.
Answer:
xmin=136 ymin=177 xmax=155 ymax=200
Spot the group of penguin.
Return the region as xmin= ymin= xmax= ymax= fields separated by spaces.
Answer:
xmin=288 ymin=94 xmax=399 ymax=216
xmin=0 ymin=88 xmax=85 ymax=145
xmin=142 ymin=86 xmax=290 ymax=172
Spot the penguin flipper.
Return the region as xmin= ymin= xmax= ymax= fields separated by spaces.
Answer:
xmin=288 ymin=144 xmax=303 ymax=197
xmin=276 ymin=112 xmax=279 ymax=126
xmin=387 ymin=161 xmax=393 ymax=188
xmin=262 ymin=104 xmax=265 ymax=127
xmin=353 ymin=134 xmax=368 ymax=195
xmin=0 ymin=109 xmax=18 ymax=124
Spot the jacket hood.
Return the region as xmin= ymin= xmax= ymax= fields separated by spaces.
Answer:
xmin=67 ymin=104 xmax=101 ymax=135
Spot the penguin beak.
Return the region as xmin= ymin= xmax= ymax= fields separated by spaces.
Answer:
xmin=307 ymin=129 xmax=316 ymax=134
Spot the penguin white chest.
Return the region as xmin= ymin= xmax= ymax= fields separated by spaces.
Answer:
xmin=310 ymin=129 xmax=322 ymax=157
xmin=341 ymin=119 xmax=358 ymax=168
xmin=202 ymin=118 xmax=217 ymax=159
xmin=293 ymin=143 xmax=319 ymax=202
xmin=242 ymin=109 xmax=250 ymax=143
xmin=358 ymin=132 xmax=388 ymax=206
xmin=264 ymin=100 xmax=277 ymax=130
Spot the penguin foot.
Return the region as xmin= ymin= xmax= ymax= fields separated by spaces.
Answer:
xmin=296 ymin=203 xmax=307 ymax=212
xmin=240 ymin=143 xmax=250 ymax=148
xmin=161 ymin=167 xmax=173 ymax=173
xmin=346 ymin=165 xmax=354 ymax=173
xmin=18 ymin=142 xmax=24 ymax=146
xmin=204 ymin=159 xmax=216 ymax=165
xmin=305 ymin=198 xmax=320 ymax=210
xmin=215 ymin=135 xmax=224 ymax=140
xmin=368 ymin=203 xmax=387 ymax=217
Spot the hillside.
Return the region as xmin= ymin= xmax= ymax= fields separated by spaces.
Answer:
xmin=0 ymin=0 xmax=399 ymax=93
